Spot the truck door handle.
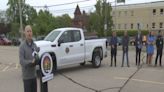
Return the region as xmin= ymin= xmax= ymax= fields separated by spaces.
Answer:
xmin=69 ymin=45 xmax=73 ymax=47
xmin=80 ymin=44 xmax=83 ymax=46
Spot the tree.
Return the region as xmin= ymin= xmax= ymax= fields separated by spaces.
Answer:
xmin=32 ymin=10 xmax=56 ymax=36
xmin=33 ymin=12 xmax=72 ymax=37
xmin=88 ymin=0 xmax=113 ymax=37
xmin=54 ymin=14 xmax=72 ymax=28
xmin=6 ymin=0 xmax=37 ymax=38
xmin=7 ymin=0 xmax=25 ymax=23
xmin=6 ymin=0 xmax=72 ymax=37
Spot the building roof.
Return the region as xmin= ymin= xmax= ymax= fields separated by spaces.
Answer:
xmin=112 ymin=1 xmax=164 ymax=10
xmin=74 ymin=5 xmax=81 ymax=15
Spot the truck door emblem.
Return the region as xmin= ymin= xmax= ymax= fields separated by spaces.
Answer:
xmin=65 ymin=47 xmax=69 ymax=54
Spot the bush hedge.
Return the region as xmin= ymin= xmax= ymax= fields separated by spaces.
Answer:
xmin=107 ymin=30 xmax=149 ymax=37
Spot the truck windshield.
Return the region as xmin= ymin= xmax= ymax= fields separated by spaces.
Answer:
xmin=44 ymin=31 xmax=61 ymax=42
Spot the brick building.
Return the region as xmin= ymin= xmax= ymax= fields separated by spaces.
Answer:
xmin=72 ymin=5 xmax=89 ymax=31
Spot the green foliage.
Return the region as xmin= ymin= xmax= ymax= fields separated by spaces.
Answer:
xmin=88 ymin=0 xmax=113 ymax=37
xmin=32 ymin=10 xmax=55 ymax=36
xmin=107 ymin=30 xmax=149 ymax=37
xmin=6 ymin=0 xmax=72 ymax=38
xmin=55 ymin=14 xmax=72 ymax=28
xmin=32 ymin=11 xmax=72 ymax=37
xmin=8 ymin=22 xmax=20 ymax=38
xmin=6 ymin=0 xmax=38 ymax=37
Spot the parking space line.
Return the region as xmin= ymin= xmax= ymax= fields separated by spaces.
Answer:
xmin=141 ymin=68 xmax=164 ymax=72
xmin=2 ymin=66 xmax=9 ymax=72
xmin=2 ymin=63 xmax=12 ymax=72
xmin=114 ymin=77 xmax=164 ymax=85
xmin=15 ymin=63 xmax=19 ymax=69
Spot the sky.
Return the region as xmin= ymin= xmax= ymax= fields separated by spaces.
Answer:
xmin=0 ymin=0 xmax=162 ymax=17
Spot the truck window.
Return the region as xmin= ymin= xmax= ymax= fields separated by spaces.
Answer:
xmin=73 ymin=30 xmax=81 ymax=41
xmin=44 ymin=31 xmax=61 ymax=42
xmin=59 ymin=30 xmax=81 ymax=43
xmin=59 ymin=31 xmax=74 ymax=43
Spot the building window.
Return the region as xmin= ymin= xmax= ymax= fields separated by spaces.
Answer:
xmin=124 ymin=11 xmax=127 ymax=16
xmin=118 ymin=24 xmax=121 ymax=29
xmin=153 ymin=9 xmax=156 ymax=15
xmin=160 ymin=22 xmax=163 ymax=28
xmin=131 ymin=11 xmax=134 ymax=16
xmin=124 ymin=24 xmax=127 ymax=29
xmin=118 ymin=11 xmax=121 ymax=17
xmin=147 ymin=24 xmax=149 ymax=28
xmin=152 ymin=22 xmax=155 ymax=28
xmin=131 ymin=23 xmax=133 ymax=29
xmin=137 ymin=23 xmax=141 ymax=30
xmin=160 ymin=9 xmax=163 ymax=15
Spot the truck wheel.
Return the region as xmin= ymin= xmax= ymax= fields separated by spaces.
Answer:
xmin=92 ymin=51 xmax=101 ymax=68
xmin=80 ymin=61 xmax=86 ymax=66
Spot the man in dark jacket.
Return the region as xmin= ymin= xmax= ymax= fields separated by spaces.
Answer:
xmin=135 ymin=31 xmax=143 ymax=66
xmin=19 ymin=25 xmax=38 ymax=92
xmin=155 ymin=30 xmax=163 ymax=66
xmin=121 ymin=31 xmax=130 ymax=67
xmin=110 ymin=32 xmax=117 ymax=67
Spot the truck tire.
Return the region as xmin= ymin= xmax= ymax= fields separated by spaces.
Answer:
xmin=92 ymin=51 xmax=101 ymax=68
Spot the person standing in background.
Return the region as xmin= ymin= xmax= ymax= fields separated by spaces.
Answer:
xmin=121 ymin=31 xmax=130 ymax=67
xmin=110 ymin=32 xmax=118 ymax=67
xmin=147 ymin=31 xmax=156 ymax=65
xmin=155 ymin=30 xmax=163 ymax=66
xmin=135 ymin=31 xmax=143 ymax=66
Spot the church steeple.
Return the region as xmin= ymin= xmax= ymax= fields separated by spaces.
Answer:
xmin=74 ymin=4 xmax=81 ymax=15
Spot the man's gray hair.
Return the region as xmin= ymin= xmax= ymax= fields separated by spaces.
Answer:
xmin=24 ymin=25 xmax=32 ymax=32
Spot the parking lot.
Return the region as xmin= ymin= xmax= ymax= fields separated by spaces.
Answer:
xmin=0 ymin=46 xmax=164 ymax=92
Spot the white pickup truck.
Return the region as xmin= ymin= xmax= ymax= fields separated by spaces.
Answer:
xmin=35 ymin=27 xmax=107 ymax=71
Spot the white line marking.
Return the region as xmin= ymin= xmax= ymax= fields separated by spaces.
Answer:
xmin=114 ymin=77 xmax=164 ymax=85
xmin=1 ymin=63 xmax=12 ymax=72
xmin=15 ymin=63 xmax=19 ymax=69
xmin=2 ymin=66 xmax=9 ymax=72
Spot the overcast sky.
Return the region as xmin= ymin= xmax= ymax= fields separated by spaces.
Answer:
xmin=0 ymin=0 xmax=162 ymax=17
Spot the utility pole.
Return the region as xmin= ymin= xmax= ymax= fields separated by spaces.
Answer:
xmin=115 ymin=0 xmax=117 ymax=31
xmin=44 ymin=5 xmax=49 ymax=11
xmin=104 ymin=1 xmax=107 ymax=37
xmin=19 ymin=0 xmax=24 ymax=41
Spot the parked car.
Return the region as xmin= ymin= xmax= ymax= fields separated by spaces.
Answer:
xmin=35 ymin=27 xmax=107 ymax=70
xmin=117 ymin=37 xmax=122 ymax=46
xmin=130 ymin=37 xmax=135 ymax=46
xmin=2 ymin=37 xmax=12 ymax=45
xmin=0 ymin=37 xmax=12 ymax=45
xmin=142 ymin=35 xmax=147 ymax=45
xmin=106 ymin=37 xmax=111 ymax=46
xmin=12 ymin=38 xmax=21 ymax=46
xmin=130 ymin=35 xmax=147 ymax=46
xmin=106 ymin=37 xmax=122 ymax=46
xmin=0 ymin=38 xmax=5 ymax=45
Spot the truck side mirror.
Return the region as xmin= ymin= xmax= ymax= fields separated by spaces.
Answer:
xmin=58 ymin=39 xmax=64 ymax=47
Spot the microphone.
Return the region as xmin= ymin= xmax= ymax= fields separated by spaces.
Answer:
xmin=32 ymin=47 xmax=40 ymax=65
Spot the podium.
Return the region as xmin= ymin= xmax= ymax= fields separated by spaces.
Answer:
xmin=39 ymin=53 xmax=54 ymax=92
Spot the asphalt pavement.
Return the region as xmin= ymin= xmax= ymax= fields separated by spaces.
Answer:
xmin=0 ymin=46 xmax=164 ymax=92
